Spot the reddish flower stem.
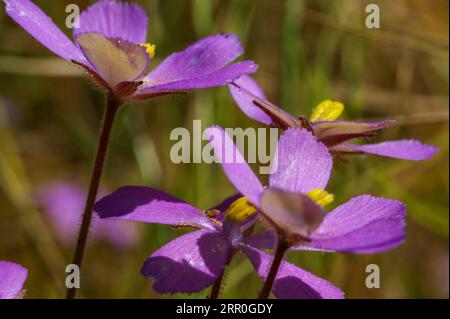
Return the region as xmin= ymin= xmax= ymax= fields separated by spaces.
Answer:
xmin=209 ymin=251 xmax=236 ymax=299
xmin=209 ymin=271 xmax=225 ymax=299
xmin=258 ymin=237 xmax=289 ymax=299
xmin=66 ymin=95 xmax=121 ymax=299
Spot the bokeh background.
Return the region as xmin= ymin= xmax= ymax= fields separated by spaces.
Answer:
xmin=0 ymin=0 xmax=448 ymax=298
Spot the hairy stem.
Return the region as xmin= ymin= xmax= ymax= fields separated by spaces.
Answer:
xmin=209 ymin=271 xmax=225 ymax=299
xmin=66 ymin=95 xmax=120 ymax=299
xmin=258 ymin=237 xmax=289 ymax=299
xmin=209 ymin=251 xmax=236 ymax=299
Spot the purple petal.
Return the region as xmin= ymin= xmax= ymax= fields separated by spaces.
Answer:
xmin=94 ymin=186 xmax=215 ymax=230
xmin=141 ymin=230 xmax=232 ymax=294
xmin=240 ymin=245 xmax=344 ymax=299
xmin=297 ymin=195 xmax=406 ymax=254
xmin=204 ymin=126 xmax=264 ymax=206
xmin=0 ymin=261 xmax=28 ymax=299
xmin=144 ymin=33 xmax=243 ymax=81
xmin=337 ymin=140 xmax=438 ymax=161
xmin=4 ymin=0 xmax=86 ymax=62
xmin=243 ymin=231 xmax=276 ymax=249
xmin=141 ymin=61 xmax=257 ymax=91
xmin=313 ymin=119 xmax=395 ymax=147
xmin=228 ymin=75 xmax=273 ymax=125
xmin=74 ymin=0 xmax=148 ymax=44
xmin=269 ymin=128 xmax=332 ymax=194
xmin=229 ymin=75 xmax=300 ymax=129
xmin=141 ymin=33 xmax=256 ymax=90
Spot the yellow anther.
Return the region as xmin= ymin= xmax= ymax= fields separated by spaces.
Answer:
xmin=224 ymin=197 xmax=257 ymax=222
xmin=309 ymin=100 xmax=344 ymax=123
xmin=307 ymin=189 xmax=334 ymax=207
xmin=139 ymin=43 xmax=156 ymax=58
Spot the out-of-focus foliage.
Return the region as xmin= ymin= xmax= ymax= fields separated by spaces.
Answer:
xmin=0 ymin=0 xmax=448 ymax=298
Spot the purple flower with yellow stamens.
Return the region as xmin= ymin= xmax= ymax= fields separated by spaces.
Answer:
xmin=4 ymin=0 xmax=257 ymax=101
xmin=0 ymin=261 xmax=28 ymax=299
xmin=228 ymin=75 xmax=438 ymax=161
xmin=204 ymin=125 xmax=406 ymax=297
xmin=36 ymin=181 xmax=138 ymax=248
xmin=94 ymin=188 xmax=344 ymax=299
xmin=94 ymin=126 xmax=406 ymax=298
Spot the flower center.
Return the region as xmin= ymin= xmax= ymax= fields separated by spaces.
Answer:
xmin=309 ymin=99 xmax=344 ymax=123
xmin=307 ymin=189 xmax=334 ymax=207
xmin=224 ymin=197 xmax=257 ymax=222
xmin=138 ymin=43 xmax=156 ymax=58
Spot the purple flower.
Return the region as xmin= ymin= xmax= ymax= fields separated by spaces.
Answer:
xmin=37 ymin=181 xmax=138 ymax=248
xmin=0 ymin=261 xmax=28 ymax=299
xmin=228 ymin=75 xmax=438 ymax=161
xmin=4 ymin=0 xmax=257 ymax=100
xmin=204 ymin=126 xmax=406 ymax=277
xmin=94 ymin=188 xmax=344 ymax=298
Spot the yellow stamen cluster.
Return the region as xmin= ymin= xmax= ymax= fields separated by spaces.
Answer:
xmin=139 ymin=43 xmax=156 ymax=58
xmin=224 ymin=197 xmax=257 ymax=222
xmin=307 ymin=189 xmax=334 ymax=207
xmin=309 ymin=99 xmax=344 ymax=123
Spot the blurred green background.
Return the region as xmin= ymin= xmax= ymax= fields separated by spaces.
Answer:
xmin=0 ymin=0 xmax=448 ymax=298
